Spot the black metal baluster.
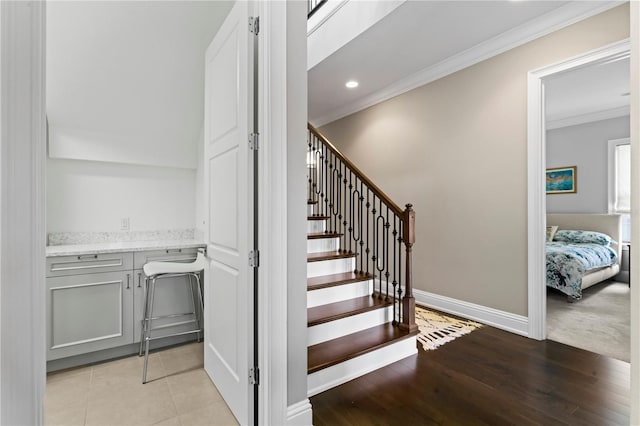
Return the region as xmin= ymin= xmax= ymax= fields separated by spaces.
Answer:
xmin=364 ymin=186 xmax=370 ymax=277
xmin=341 ymin=161 xmax=347 ymax=253
xmin=311 ymin=136 xmax=318 ymax=210
xmin=307 ymin=130 xmax=312 ymax=203
xmin=371 ymin=194 xmax=377 ymax=297
xmin=331 ymin=155 xmax=340 ymax=235
xmin=384 ymin=205 xmax=390 ymax=302
xmin=358 ymin=179 xmax=364 ymax=273
xmin=327 ymin=152 xmax=334 ymax=232
xmin=398 ymin=221 xmax=403 ymax=324
xmin=348 ymin=170 xmax=354 ymax=255
xmin=322 ymin=143 xmax=328 ymax=221
xmin=392 ymin=214 xmax=398 ymax=325
xmin=312 ymin=132 xmax=317 ymax=207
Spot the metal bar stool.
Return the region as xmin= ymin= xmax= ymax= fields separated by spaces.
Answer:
xmin=140 ymin=249 xmax=205 ymax=383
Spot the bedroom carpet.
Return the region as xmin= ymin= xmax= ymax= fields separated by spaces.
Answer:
xmin=546 ymin=280 xmax=629 ymax=362
xmin=415 ymin=306 xmax=482 ymax=351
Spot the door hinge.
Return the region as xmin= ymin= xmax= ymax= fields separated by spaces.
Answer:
xmin=249 ymin=132 xmax=259 ymax=151
xmin=249 ymin=367 xmax=260 ymax=385
xmin=249 ymin=16 xmax=259 ymax=36
xmin=249 ymin=250 xmax=260 ymax=268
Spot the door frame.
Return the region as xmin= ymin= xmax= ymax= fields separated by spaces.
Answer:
xmin=0 ymin=1 xmax=47 ymax=423
xmin=526 ymin=38 xmax=630 ymax=340
xmin=0 ymin=1 xmax=303 ymax=424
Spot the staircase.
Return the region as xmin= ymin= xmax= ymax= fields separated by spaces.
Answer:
xmin=306 ymin=124 xmax=418 ymax=397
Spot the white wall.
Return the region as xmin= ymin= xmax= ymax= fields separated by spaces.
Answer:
xmin=546 ymin=115 xmax=630 ymax=213
xmin=47 ymin=158 xmax=196 ymax=233
xmin=46 ymin=1 xmax=233 ymax=170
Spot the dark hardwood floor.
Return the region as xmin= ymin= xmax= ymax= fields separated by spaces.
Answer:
xmin=310 ymin=325 xmax=630 ymax=425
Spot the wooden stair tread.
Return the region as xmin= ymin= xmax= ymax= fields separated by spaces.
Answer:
xmin=307 ymin=272 xmax=372 ymax=291
xmin=308 ymin=295 xmax=392 ymax=327
xmin=308 ymin=323 xmax=415 ymax=374
xmin=308 ymin=251 xmax=356 ymax=262
xmin=307 ymin=232 xmax=342 ymax=240
xmin=308 ymin=215 xmax=330 ymax=220
xmin=307 ymin=200 xmax=318 ymax=205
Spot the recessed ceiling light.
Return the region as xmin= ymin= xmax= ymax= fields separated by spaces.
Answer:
xmin=345 ymin=80 xmax=359 ymax=89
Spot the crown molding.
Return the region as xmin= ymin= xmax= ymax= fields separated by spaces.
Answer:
xmin=546 ymin=105 xmax=630 ymax=130
xmin=310 ymin=0 xmax=625 ymax=127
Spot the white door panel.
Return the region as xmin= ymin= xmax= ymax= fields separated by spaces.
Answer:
xmin=203 ymin=1 xmax=254 ymax=425
xmin=209 ymin=148 xmax=239 ymax=255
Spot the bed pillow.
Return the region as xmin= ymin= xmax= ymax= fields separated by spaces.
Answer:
xmin=553 ymin=229 xmax=615 ymax=246
xmin=546 ymin=226 xmax=558 ymax=242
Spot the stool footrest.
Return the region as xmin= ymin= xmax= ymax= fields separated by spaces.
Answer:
xmin=146 ymin=319 xmax=197 ymax=332
xmin=147 ymin=312 xmax=198 ymax=322
xmin=145 ymin=328 xmax=204 ymax=342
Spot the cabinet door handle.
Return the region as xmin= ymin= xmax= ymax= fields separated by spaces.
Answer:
xmin=137 ymin=272 xmax=142 ymax=288
xmin=165 ymin=248 xmax=183 ymax=254
xmin=77 ymin=254 xmax=98 ymax=261
xmin=126 ymin=273 xmax=131 ymax=289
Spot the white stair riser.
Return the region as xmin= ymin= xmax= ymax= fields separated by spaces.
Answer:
xmin=307 ymin=336 xmax=417 ymax=397
xmin=307 ymin=237 xmax=340 ymax=253
xmin=307 ymin=220 xmax=326 ymax=234
xmin=307 ymin=280 xmax=372 ymax=308
xmin=307 ymin=204 xmax=315 ymax=216
xmin=307 ymin=257 xmax=354 ymax=278
xmin=308 ymin=305 xmax=394 ymax=346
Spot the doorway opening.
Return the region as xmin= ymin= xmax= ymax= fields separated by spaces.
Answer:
xmin=527 ymin=40 xmax=631 ymax=351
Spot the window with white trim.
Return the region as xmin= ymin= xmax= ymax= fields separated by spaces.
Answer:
xmin=608 ymin=138 xmax=631 ymax=242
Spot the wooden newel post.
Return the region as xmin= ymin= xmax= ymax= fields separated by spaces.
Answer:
xmin=400 ymin=204 xmax=418 ymax=333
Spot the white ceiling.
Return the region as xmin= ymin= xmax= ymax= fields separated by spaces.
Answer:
xmin=545 ymin=56 xmax=630 ymax=125
xmin=47 ymin=1 xmax=233 ymax=168
xmin=308 ymin=0 xmax=624 ymax=125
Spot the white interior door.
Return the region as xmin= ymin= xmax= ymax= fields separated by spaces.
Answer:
xmin=203 ymin=1 xmax=254 ymax=424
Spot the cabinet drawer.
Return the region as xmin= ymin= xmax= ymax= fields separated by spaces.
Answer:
xmin=47 ymin=252 xmax=133 ymax=277
xmin=133 ymin=248 xmax=199 ymax=270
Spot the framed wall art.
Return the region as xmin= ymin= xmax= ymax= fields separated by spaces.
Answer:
xmin=546 ymin=166 xmax=577 ymax=194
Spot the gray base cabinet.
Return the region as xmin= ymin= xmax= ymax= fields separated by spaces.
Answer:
xmin=46 ymin=248 xmax=201 ymax=362
xmin=47 ymin=271 xmax=134 ymax=360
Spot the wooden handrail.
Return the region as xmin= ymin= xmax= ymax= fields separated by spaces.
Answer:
xmin=308 ymin=124 xmax=404 ymax=217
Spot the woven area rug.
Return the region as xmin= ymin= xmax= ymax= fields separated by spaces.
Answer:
xmin=416 ymin=306 xmax=483 ymax=351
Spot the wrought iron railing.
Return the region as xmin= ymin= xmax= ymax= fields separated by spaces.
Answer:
xmin=307 ymin=123 xmax=417 ymax=333
xmin=308 ymin=0 xmax=327 ymax=19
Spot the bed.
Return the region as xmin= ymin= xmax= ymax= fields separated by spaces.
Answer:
xmin=546 ymin=213 xmax=622 ymax=301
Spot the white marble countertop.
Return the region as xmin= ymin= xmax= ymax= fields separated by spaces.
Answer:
xmin=46 ymin=239 xmax=206 ymax=257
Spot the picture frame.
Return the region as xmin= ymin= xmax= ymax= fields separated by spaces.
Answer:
xmin=546 ymin=166 xmax=577 ymax=194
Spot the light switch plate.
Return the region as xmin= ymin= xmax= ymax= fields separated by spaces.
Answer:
xmin=120 ymin=217 xmax=130 ymax=231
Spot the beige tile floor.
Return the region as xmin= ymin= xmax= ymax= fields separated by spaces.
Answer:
xmin=45 ymin=343 xmax=239 ymax=426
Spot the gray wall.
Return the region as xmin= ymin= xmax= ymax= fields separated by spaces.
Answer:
xmin=319 ymin=5 xmax=629 ymax=317
xmin=546 ymin=116 xmax=630 ymax=213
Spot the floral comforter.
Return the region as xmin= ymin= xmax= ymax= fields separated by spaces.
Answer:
xmin=546 ymin=242 xmax=618 ymax=299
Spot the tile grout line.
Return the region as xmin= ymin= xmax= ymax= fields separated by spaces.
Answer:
xmin=83 ymin=367 xmax=93 ymax=426
xmin=158 ymin=351 xmax=183 ymax=425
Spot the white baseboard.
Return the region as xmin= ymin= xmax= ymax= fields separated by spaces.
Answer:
xmin=286 ymin=399 xmax=313 ymax=426
xmin=414 ymin=289 xmax=529 ymax=337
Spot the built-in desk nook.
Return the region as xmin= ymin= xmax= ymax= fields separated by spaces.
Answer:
xmin=46 ymin=235 xmax=206 ymax=372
